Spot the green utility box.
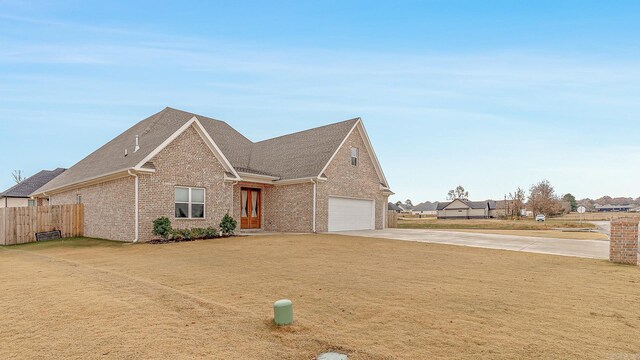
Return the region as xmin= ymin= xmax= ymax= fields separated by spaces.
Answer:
xmin=273 ymin=299 xmax=293 ymax=326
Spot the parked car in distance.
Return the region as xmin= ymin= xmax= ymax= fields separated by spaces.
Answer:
xmin=535 ymin=214 xmax=546 ymax=222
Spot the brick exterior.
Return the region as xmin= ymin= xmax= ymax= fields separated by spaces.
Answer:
xmin=48 ymin=123 xmax=388 ymax=241
xmin=231 ymin=181 xmax=315 ymax=233
xmin=265 ymin=182 xmax=314 ymax=232
xmin=610 ymin=219 xmax=639 ymax=265
xmin=50 ymin=176 xmax=135 ymax=241
xmin=137 ymin=126 xmax=233 ymax=242
xmin=316 ymin=126 xmax=388 ymax=232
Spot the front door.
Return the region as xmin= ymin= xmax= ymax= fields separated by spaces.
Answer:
xmin=241 ymin=188 xmax=261 ymax=229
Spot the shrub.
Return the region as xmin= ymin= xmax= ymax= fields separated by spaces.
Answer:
xmin=204 ymin=227 xmax=219 ymax=238
xmin=152 ymin=217 xmax=173 ymax=240
xmin=220 ymin=213 xmax=237 ymax=235
xmin=190 ymin=227 xmax=207 ymax=239
xmin=170 ymin=228 xmax=192 ymax=241
xmin=170 ymin=229 xmax=182 ymax=241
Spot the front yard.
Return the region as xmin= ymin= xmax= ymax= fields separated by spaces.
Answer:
xmin=1 ymin=235 xmax=639 ymax=359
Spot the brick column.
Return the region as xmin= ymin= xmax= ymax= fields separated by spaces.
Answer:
xmin=609 ymin=219 xmax=639 ymax=265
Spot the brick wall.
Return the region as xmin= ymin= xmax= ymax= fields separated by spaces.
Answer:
xmin=231 ymin=181 xmax=314 ymax=232
xmin=316 ymin=126 xmax=388 ymax=232
xmin=265 ymin=182 xmax=314 ymax=233
xmin=50 ymin=176 xmax=135 ymax=241
xmin=609 ymin=219 xmax=639 ymax=265
xmin=138 ymin=126 xmax=232 ymax=241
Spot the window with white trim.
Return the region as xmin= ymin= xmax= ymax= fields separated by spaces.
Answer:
xmin=175 ymin=187 xmax=205 ymax=219
xmin=351 ymin=147 xmax=359 ymax=166
xmin=28 ymin=199 xmax=36 ymax=207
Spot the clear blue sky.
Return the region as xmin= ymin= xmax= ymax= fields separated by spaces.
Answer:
xmin=2 ymin=0 xmax=639 ymax=202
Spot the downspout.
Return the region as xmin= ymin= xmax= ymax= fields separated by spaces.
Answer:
xmin=311 ymin=179 xmax=317 ymax=233
xmin=128 ymin=170 xmax=139 ymax=243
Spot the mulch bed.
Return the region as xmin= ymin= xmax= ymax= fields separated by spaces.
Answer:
xmin=147 ymin=235 xmax=237 ymax=244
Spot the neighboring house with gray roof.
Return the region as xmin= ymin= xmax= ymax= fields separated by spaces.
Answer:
xmin=594 ymin=204 xmax=633 ymax=212
xmin=437 ymin=199 xmax=497 ymax=219
xmin=1 ymin=168 xmax=65 ymax=208
xmin=411 ymin=202 xmax=438 ymax=216
xmin=388 ymin=202 xmax=402 ymax=213
xmin=31 ymin=107 xmax=392 ymax=242
xmin=397 ymin=202 xmax=414 ymax=213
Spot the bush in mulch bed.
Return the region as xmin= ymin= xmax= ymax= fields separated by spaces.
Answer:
xmin=148 ymin=227 xmax=224 ymax=244
xmin=148 ymin=215 xmax=238 ymax=244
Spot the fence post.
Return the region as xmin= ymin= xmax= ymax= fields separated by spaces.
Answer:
xmin=386 ymin=210 xmax=398 ymax=228
xmin=0 ymin=208 xmax=5 ymax=245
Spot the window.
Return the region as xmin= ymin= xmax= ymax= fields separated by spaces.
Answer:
xmin=175 ymin=187 xmax=205 ymax=219
xmin=351 ymin=147 xmax=359 ymax=166
xmin=28 ymin=199 xmax=36 ymax=207
xmin=76 ymin=195 xmax=82 ymax=204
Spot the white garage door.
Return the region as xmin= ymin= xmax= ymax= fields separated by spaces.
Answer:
xmin=328 ymin=197 xmax=375 ymax=232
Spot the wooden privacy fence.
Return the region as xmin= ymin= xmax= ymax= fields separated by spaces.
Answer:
xmin=0 ymin=204 xmax=84 ymax=245
xmin=387 ymin=210 xmax=399 ymax=228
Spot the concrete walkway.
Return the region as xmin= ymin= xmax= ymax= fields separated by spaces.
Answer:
xmin=335 ymin=229 xmax=609 ymax=259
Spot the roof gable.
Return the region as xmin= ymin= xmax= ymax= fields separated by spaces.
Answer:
xmin=442 ymin=199 xmax=471 ymax=210
xmin=439 ymin=199 xmax=494 ymax=210
xmin=245 ymin=118 xmax=359 ymax=180
xmin=318 ymin=120 xmax=389 ymax=187
xmin=32 ymin=107 xmax=389 ymax=195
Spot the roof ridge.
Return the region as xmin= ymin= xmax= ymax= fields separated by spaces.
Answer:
xmin=166 ymin=107 xmax=255 ymax=144
xmin=254 ymin=117 xmax=360 ymax=144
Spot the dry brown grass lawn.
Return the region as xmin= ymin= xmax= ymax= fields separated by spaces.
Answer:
xmin=2 ymin=235 xmax=639 ymax=359
xmin=399 ymin=217 xmax=597 ymax=231
xmin=435 ymin=229 xmax=609 ymax=240
xmin=558 ymin=212 xmax=640 ymax=222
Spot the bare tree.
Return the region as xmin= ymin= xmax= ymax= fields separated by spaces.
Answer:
xmin=447 ymin=185 xmax=469 ymax=200
xmin=528 ymin=180 xmax=566 ymax=216
xmin=509 ymin=187 xmax=526 ymax=217
xmin=12 ymin=170 xmax=25 ymax=184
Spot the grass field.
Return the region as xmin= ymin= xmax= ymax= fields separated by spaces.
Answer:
xmin=398 ymin=217 xmax=597 ymax=231
xmin=433 ymin=229 xmax=609 ymax=240
xmin=2 ymin=235 xmax=639 ymax=359
xmin=558 ymin=212 xmax=640 ymax=221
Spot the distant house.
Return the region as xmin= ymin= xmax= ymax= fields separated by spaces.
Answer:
xmin=0 ymin=168 xmax=66 ymax=208
xmin=411 ymin=202 xmax=438 ymax=216
xmin=594 ymin=204 xmax=633 ymax=212
xmin=388 ymin=202 xmax=402 ymax=213
xmin=437 ymin=199 xmax=497 ymax=219
xmin=397 ymin=202 xmax=414 ymax=213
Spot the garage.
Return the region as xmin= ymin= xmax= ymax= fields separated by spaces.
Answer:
xmin=328 ymin=196 xmax=375 ymax=232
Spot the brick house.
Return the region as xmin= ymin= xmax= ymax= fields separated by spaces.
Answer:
xmin=31 ymin=107 xmax=393 ymax=242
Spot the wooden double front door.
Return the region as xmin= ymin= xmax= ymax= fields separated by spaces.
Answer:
xmin=241 ymin=188 xmax=261 ymax=229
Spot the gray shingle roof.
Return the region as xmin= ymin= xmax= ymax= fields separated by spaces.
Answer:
xmin=437 ymin=200 xmax=496 ymax=210
xmin=2 ymin=168 xmax=66 ymax=198
xmin=388 ymin=202 xmax=402 ymax=211
xmin=412 ymin=202 xmax=438 ymax=211
xmin=34 ymin=107 xmax=363 ymax=194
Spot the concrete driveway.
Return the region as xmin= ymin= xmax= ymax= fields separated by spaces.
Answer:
xmin=590 ymin=221 xmax=611 ymax=236
xmin=335 ymin=229 xmax=609 ymax=259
